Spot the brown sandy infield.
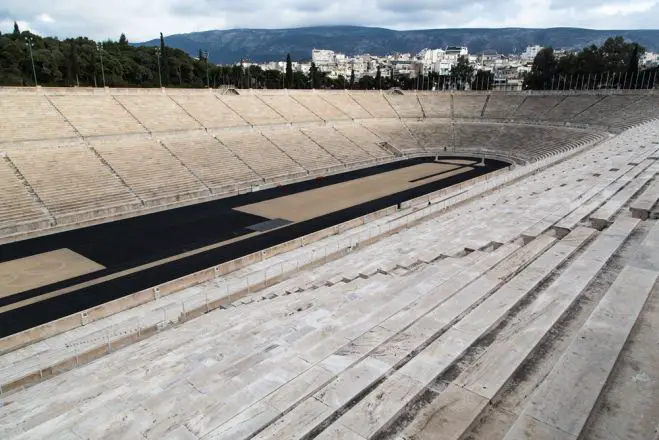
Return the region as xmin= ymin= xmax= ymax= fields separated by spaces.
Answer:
xmin=0 ymin=249 xmax=105 ymax=299
xmin=0 ymin=160 xmax=475 ymax=313
xmin=236 ymin=161 xmax=475 ymax=221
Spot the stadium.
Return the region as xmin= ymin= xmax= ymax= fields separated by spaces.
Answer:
xmin=0 ymin=87 xmax=658 ymax=440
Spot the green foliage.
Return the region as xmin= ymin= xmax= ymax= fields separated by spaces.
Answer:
xmin=471 ymin=70 xmax=494 ymax=90
xmin=628 ymin=44 xmax=639 ymax=75
xmin=450 ymin=56 xmax=474 ymax=90
xmin=524 ymin=37 xmax=651 ymax=90
xmin=336 ymin=74 xmax=347 ymax=89
xmin=285 ymin=53 xmax=293 ymax=88
xmin=159 ymin=32 xmax=169 ymax=86
xmin=0 ymin=30 xmax=238 ymax=87
xmin=524 ymin=47 xmax=558 ymax=90
xmin=358 ymin=74 xmax=375 ymax=90
xmin=450 ymin=56 xmax=473 ymax=79
xmin=375 ymin=65 xmax=382 ymax=90
xmin=309 ymin=62 xmax=320 ymax=89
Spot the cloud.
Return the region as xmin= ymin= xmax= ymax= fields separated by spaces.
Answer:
xmin=0 ymin=0 xmax=656 ymax=42
xmin=37 ymin=13 xmax=54 ymax=23
xmin=376 ymin=0 xmax=500 ymax=13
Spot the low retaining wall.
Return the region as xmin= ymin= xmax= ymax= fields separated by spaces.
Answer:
xmin=400 ymin=166 xmax=512 ymax=209
xmin=0 ymin=204 xmax=400 ymax=355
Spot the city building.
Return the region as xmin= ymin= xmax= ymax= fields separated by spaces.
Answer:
xmin=521 ymin=45 xmax=543 ymax=61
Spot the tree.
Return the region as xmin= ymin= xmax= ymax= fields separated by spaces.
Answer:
xmin=13 ymin=22 xmax=20 ymax=36
xmin=119 ymin=33 xmax=128 ymax=46
xmin=450 ymin=55 xmax=474 ymax=89
xmin=159 ymin=32 xmax=169 ymax=86
xmin=336 ymin=74 xmax=346 ymax=89
xmin=264 ymin=69 xmax=283 ymax=89
xmin=292 ymin=71 xmax=307 ymax=89
xmin=309 ymin=62 xmax=319 ymax=88
xmin=524 ymin=47 xmax=557 ymax=90
xmin=66 ymin=40 xmax=80 ymax=86
xmin=350 ymin=69 xmax=355 ymax=89
xmin=627 ymin=43 xmax=640 ymax=88
xmin=601 ymin=37 xmax=642 ymax=74
xmin=520 ymin=37 xmax=645 ymax=90
xmin=246 ymin=64 xmax=264 ymax=88
xmin=471 ymin=70 xmax=494 ymax=90
xmin=375 ymin=65 xmax=382 ymax=89
xmin=0 ymin=30 xmax=222 ymax=87
xmin=285 ymin=53 xmax=293 ymax=88
xmin=358 ymin=75 xmax=375 ymax=90
xmin=231 ymin=64 xmax=244 ymax=87
xmin=646 ymin=66 xmax=658 ymax=89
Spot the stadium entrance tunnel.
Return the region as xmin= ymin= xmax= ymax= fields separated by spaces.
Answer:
xmin=0 ymin=156 xmax=509 ymax=337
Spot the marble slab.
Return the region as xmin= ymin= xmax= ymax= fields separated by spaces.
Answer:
xmin=336 ymin=371 xmax=425 ymax=438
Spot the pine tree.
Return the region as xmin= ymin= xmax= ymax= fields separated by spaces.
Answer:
xmin=119 ymin=33 xmax=128 ymax=46
xmin=13 ymin=21 xmax=20 ymax=36
xmin=350 ymin=69 xmax=355 ymax=89
xmin=159 ymin=32 xmax=169 ymax=86
xmin=310 ymin=62 xmax=319 ymax=89
xmin=285 ymin=53 xmax=293 ymax=88
xmin=375 ymin=65 xmax=382 ymax=89
xmin=450 ymin=55 xmax=474 ymax=90
xmin=626 ymin=44 xmax=640 ymax=89
xmin=66 ymin=40 xmax=80 ymax=86
xmin=627 ymin=44 xmax=639 ymax=74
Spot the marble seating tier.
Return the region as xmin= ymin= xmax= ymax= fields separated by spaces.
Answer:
xmin=2 ymin=121 xmax=659 ymax=440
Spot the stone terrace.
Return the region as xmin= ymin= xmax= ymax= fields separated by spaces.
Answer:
xmin=1 ymin=121 xmax=658 ymax=440
xmin=0 ymin=88 xmax=657 ymax=243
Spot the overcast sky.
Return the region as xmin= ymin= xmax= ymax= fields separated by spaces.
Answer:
xmin=1 ymin=0 xmax=657 ymax=42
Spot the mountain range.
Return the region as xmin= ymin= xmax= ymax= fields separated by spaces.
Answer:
xmin=135 ymin=26 xmax=659 ymax=64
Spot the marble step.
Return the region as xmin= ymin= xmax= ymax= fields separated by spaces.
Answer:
xmin=520 ymin=183 xmax=605 ymax=240
xmin=246 ymin=238 xmax=555 ymax=440
xmin=503 ymin=222 xmax=659 ymax=440
xmin=195 ymin=263 xmax=479 ymax=439
xmin=630 ymin=179 xmax=659 ymax=220
xmin=456 ymin=217 xmax=638 ymax=400
xmin=205 ymin=245 xmax=522 ymax=440
xmin=553 ymin=163 xmax=650 ymax=234
xmin=327 ymin=229 xmax=601 ymax=439
xmin=591 ymin=161 xmax=658 ymax=230
xmin=398 ymin=226 xmax=597 ymax=440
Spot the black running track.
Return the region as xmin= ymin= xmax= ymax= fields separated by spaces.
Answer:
xmin=0 ymin=157 xmax=508 ymax=337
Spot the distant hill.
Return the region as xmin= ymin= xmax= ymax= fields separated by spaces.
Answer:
xmin=134 ymin=26 xmax=659 ymax=64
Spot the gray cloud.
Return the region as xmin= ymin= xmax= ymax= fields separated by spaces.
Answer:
xmin=0 ymin=0 xmax=656 ymax=42
xmin=375 ymin=0 xmax=497 ymax=13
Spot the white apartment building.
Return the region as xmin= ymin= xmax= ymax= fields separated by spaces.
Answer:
xmin=250 ymin=45 xmax=539 ymax=82
xmin=391 ymin=60 xmax=421 ymax=77
xmin=521 ymin=45 xmax=543 ymax=61
xmin=418 ymin=48 xmax=446 ymax=64
xmin=444 ymin=46 xmax=469 ymax=61
xmin=641 ymin=52 xmax=658 ymax=67
xmin=433 ymin=60 xmax=454 ymax=76
xmin=311 ymin=49 xmax=335 ymax=65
